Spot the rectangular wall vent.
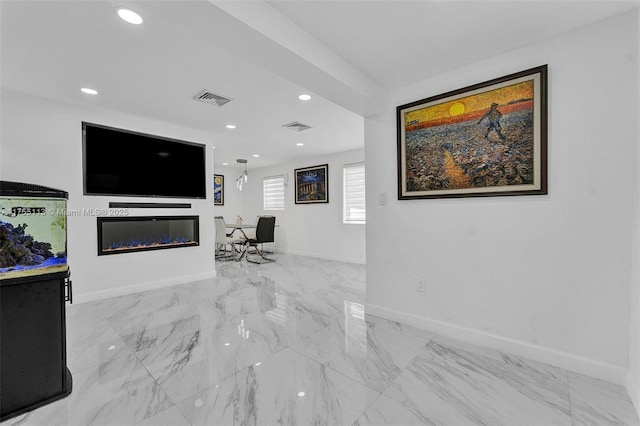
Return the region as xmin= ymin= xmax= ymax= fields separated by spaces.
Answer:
xmin=193 ymin=90 xmax=232 ymax=107
xmin=283 ymin=121 xmax=312 ymax=132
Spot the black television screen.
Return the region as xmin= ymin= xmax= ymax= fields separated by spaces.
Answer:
xmin=83 ymin=122 xmax=206 ymax=199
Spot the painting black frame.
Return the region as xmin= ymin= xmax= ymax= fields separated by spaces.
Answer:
xmin=214 ymin=174 xmax=224 ymax=206
xmin=294 ymin=164 xmax=329 ymax=204
xmin=397 ymin=65 xmax=548 ymax=200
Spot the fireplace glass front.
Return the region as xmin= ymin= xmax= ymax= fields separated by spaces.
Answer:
xmin=97 ymin=216 xmax=199 ymax=255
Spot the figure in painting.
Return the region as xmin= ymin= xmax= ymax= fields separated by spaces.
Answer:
xmin=478 ymin=102 xmax=506 ymax=141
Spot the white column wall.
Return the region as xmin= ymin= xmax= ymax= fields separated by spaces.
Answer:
xmin=365 ymin=12 xmax=638 ymax=384
xmin=627 ymin=5 xmax=640 ymax=415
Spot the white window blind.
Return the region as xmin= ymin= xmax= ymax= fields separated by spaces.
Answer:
xmin=343 ymin=163 xmax=366 ymax=224
xmin=263 ymin=175 xmax=285 ymax=210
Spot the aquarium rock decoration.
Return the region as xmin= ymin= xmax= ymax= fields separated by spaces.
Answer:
xmin=0 ymin=220 xmax=59 ymax=269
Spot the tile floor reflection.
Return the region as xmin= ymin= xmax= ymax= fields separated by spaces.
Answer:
xmin=3 ymin=254 xmax=639 ymax=425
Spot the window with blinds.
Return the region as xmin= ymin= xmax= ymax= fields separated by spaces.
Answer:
xmin=343 ymin=162 xmax=366 ymax=224
xmin=263 ymin=175 xmax=285 ymax=210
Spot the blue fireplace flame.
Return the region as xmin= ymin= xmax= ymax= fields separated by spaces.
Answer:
xmin=105 ymin=234 xmax=193 ymax=252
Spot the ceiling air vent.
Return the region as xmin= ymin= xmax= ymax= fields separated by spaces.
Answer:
xmin=192 ymin=90 xmax=232 ymax=107
xmin=283 ymin=121 xmax=312 ymax=132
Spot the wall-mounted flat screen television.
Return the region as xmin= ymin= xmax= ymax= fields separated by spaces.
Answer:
xmin=83 ymin=122 xmax=206 ymax=199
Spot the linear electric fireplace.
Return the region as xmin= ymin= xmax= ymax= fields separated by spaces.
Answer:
xmin=97 ymin=216 xmax=199 ymax=255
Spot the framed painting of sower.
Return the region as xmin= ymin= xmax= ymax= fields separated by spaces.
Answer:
xmin=397 ymin=65 xmax=547 ymax=200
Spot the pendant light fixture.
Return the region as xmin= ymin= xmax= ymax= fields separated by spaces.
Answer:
xmin=236 ymin=159 xmax=248 ymax=191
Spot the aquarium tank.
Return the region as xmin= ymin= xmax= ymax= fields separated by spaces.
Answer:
xmin=0 ymin=181 xmax=68 ymax=280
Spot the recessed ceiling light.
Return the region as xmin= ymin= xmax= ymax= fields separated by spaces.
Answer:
xmin=296 ymin=143 xmax=304 ymax=146
xmin=298 ymin=94 xmax=311 ymax=101
xmin=80 ymin=87 xmax=98 ymax=95
xmin=222 ymin=162 xmax=229 ymax=166
xmin=115 ymin=7 xmax=143 ymax=25
xmin=298 ymin=391 xmax=306 ymax=397
xmin=225 ymin=124 xmax=236 ymax=129
xmin=252 ymin=154 xmax=260 ymax=158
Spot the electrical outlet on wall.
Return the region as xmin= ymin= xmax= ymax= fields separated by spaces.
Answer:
xmin=417 ymin=280 xmax=425 ymax=292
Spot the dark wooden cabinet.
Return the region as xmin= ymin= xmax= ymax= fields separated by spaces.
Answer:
xmin=0 ymin=271 xmax=73 ymax=421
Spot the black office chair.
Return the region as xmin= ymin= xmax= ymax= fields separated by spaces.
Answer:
xmin=246 ymin=216 xmax=276 ymax=264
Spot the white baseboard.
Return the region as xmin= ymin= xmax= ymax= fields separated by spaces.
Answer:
xmin=277 ymin=248 xmax=365 ymax=265
xmin=366 ymin=303 xmax=627 ymax=385
xmin=626 ymin=371 xmax=640 ymax=418
xmin=73 ymin=270 xmax=217 ymax=304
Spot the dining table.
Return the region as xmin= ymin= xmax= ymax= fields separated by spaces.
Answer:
xmin=225 ymin=223 xmax=256 ymax=239
xmin=225 ymin=222 xmax=278 ymax=258
xmin=223 ymin=223 xmax=255 ymax=260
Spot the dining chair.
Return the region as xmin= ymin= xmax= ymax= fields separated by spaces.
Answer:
xmin=214 ymin=216 xmax=245 ymax=260
xmin=248 ymin=215 xmax=275 ymax=254
xmin=214 ymin=216 xmax=235 ymax=237
xmin=246 ymin=215 xmax=276 ymax=264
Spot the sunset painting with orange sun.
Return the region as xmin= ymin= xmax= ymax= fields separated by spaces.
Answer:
xmin=397 ymin=66 xmax=547 ymax=199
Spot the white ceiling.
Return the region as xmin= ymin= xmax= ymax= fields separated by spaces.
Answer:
xmin=2 ymin=0 xmax=637 ymax=171
xmin=268 ymin=0 xmax=639 ymax=90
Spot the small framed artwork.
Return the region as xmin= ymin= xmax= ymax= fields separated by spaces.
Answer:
xmin=397 ymin=65 xmax=547 ymax=200
xmin=213 ymin=174 xmax=224 ymax=205
xmin=295 ymin=164 xmax=329 ymax=204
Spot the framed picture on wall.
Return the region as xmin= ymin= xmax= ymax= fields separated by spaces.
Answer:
xmin=294 ymin=164 xmax=329 ymax=204
xmin=214 ymin=174 xmax=224 ymax=205
xmin=397 ymin=65 xmax=548 ymax=200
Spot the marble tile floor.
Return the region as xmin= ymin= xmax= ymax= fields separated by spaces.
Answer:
xmin=4 ymin=253 xmax=639 ymax=426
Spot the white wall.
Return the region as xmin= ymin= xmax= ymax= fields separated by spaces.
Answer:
xmin=628 ymin=5 xmax=640 ymax=414
xmin=213 ymin=167 xmax=245 ymax=223
xmin=237 ymin=148 xmax=366 ymax=264
xmin=365 ymin=11 xmax=638 ymax=384
xmin=1 ymin=90 xmax=217 ymax=302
